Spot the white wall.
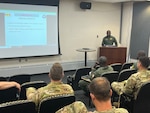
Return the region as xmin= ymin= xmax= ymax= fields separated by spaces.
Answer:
xmin=0 ymin=0 xmax=122 ymax=76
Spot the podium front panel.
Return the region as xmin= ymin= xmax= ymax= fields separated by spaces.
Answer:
xmin=99 ymin=47 xmax=127 ymax=65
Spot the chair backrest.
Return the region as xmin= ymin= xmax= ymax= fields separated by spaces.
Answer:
xmin=20 ymin=81 xmax=47 ymax=100
xmin=38 ymin=94 xmax=75 ymax=113
xmin=101 ymin=71 xmax=119 ymax=84
xmin=120 ymin=62 xmax=133 ymax=71
xmin=110 ymin=63 xmax=122 ymax=72
xmin=133 ymin=82 xmax=150 ymax=113
xmin=0 ymin=100 xmax=36 ymax=113
xmin=117 ymin=69 xmax=137 ymax=82
xmin=74 ymin=67 xmax=91 ymax=82
xmin=0 ymin=86 xmax=19 ymax=104
xmin=73 ymin=67 xmax=91 ymax=90
xmin=0 ymin=77 xmax=8 ymax=81
xmin=9 ymin=74 xmax=31 ymax=85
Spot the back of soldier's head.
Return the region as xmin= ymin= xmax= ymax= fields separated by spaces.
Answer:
xmin=138 ymin=56 xmax=150 ymax=68
xmin=89 ymin=77 xmax=111 ymax=101
xmin=49 ymin=63 xmax=63 ymax=81
xmin=98 ymin=56 xmax=107 ymax=67
xmin=137 ymin=50 xmax=146 ymax=59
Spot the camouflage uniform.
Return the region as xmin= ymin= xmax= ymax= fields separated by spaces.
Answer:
xmin=79 ymin=66 xmax=113 ymax=93
xmin=111 ymin=70 xmax=150 ymax=98
xmin=26 ymin=81 xmax=74 ymax=106
xmin=56 ymin=102 xmax=128 ymax=113
xmin=92 ymin=107 xmax=128 ymax=113
xmin=56 ymin=101 xmax=88 ymax=113
xmin=102 ymin=36 xmax=118 ymax=46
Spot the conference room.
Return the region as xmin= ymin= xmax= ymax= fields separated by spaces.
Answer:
xmin=0 ymin=0 xmax=150 ymax=113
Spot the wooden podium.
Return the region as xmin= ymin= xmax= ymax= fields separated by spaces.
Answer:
xmin=99 ymin=47 xmax=127 ymax=64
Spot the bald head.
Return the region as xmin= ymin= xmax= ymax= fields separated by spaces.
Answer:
xmin=89 ymin=77 xmax=111 ymax=101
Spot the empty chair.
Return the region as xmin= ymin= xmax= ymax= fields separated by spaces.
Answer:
xmin=110 ymin=63 xmax=122 ymax=72
xmin=120 ymin=62 xmax=133 ymax=71
xmin=9 ymin=74 xmax=31 ymax=85
xmin=0 ymin=86 xmax=19 ymax=104
xmin=117 ymin=69 xmax=137 ymax=82
xmin=101 ymin=71 xmax=119 ymax=84
xmin=38 ymin=94 xmax=75 ymax=113
xmin=132 ymin=82 xmax=150 ymax=113
xmin=0 ymin=100 xmax=36 ymax=113
xmin=20 ymin=81 xmax=47 ymax=100
xmin=67 ymin=67 xmax=91 ymax=90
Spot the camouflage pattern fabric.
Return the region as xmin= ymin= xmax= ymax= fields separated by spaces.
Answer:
xmin=56 ymin=103 xmax=128 ymax=113
xmin=111 ymin=70 xmax=150 ymax=98
xmin=92 ymin=107 xmax=128 ymax=113
xmin=26 ymin=81 xmax=74 ymax=106
xmin=56 ymin=101 xmax=88 ymax=113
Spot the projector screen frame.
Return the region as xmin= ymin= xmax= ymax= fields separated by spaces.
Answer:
xmin=0 ymin=2 xmax=61 ymax=59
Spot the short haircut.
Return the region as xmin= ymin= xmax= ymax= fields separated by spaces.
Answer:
xmin=137 ymin=50 xmax=146 ymax=59
xmin=98 ymin=56 xmax=107 ymax=67
xmin=107 ymin=30 xmax=111 ymax=34
xmin=89 ymin=77 xmax=111 ymax=101
xmin=49 ymin=63 xmax=63 ymax=81
xmin=138 ymin=56 xmax=150 ymax=68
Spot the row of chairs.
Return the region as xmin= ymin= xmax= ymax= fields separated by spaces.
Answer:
xmin=101 ymin=68 xmax=137 ymax=84
xmin=5 ymin=81 xmax=147 ymax=113
xmin=0 ymin=73 xmax=76 ymax=113
xmin=0 ymin=74 xmax=31 ymax=85
xmin=110 ymin=62 xmax=134 ymax=72
xmin=67 ymin=62 xmax=134 ymax=91
xmin=0 ymin=81 xmax=47 ymax=104
xmin=0 ymin=94 xmax=75 ymax=113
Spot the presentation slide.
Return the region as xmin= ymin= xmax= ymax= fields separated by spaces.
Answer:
xmin=0 ymin=3 xmax=59 ymax=58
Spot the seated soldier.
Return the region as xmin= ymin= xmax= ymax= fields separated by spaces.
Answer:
xmin=56 ymin=77 xmax=128 ymax=113
xmin=26 ymin=62 xmax=74 ymax=107
xmin=111 ymin=56 xmax=150 ymax=111
xmin=112 ymin=56 xmax=150 ymax=98
xmin=79 ymin=56 xmax=113 ymax=94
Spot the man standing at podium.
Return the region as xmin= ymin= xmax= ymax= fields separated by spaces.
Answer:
xmin=102 ymin=30 xmax=118 ymax=47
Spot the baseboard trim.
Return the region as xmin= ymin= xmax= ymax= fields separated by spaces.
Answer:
xmin=0 ymin=60 xmax=95 ymax=77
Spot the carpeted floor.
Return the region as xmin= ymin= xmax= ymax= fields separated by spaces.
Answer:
xmin=30 ymin=70 xmax=95 ymax=111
